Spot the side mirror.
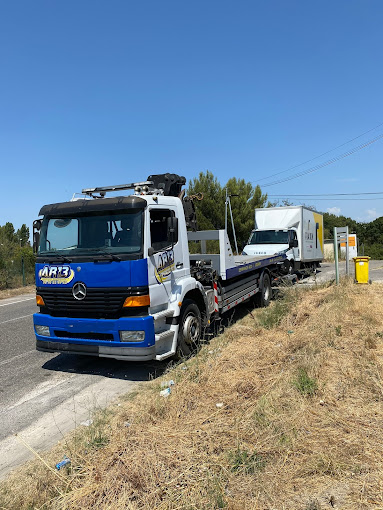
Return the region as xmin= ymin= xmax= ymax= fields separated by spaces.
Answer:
xmin=292 ymin=239 xmax=298 ymax=248
xmin=167 ymin=216 xmax=178 ymax=245
xmin=148 ymin=246 xmax=155 ymax=257
xmin=33 ymin=219 xmax=42 ymax=254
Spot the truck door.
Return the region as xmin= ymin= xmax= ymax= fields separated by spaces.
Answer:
xmin=291 ymin=230 xmax=300 ymax=261
xmin=147 ymin=207 xmax=184 ymax=311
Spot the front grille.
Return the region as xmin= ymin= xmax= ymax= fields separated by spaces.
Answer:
xmin=37 ymin=286 xmax=148 ymax=319
xmin=54 ymin=331 xmax=114 ymax=341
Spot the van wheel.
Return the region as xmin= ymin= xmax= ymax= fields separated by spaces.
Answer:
xmin=282 ymin=260 xmax=294 ymax=275
xmin=255 ymin=272 xmax=272 ymax=308
xmin=176 ymin=299 xmax=202 ymax=358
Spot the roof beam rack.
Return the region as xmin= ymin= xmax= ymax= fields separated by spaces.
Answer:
xmin=82 ymin=181 xmax=153 ymax=197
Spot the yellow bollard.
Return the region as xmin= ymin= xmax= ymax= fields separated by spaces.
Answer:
xmin=353 ymin=256 xmax=371 ymax=284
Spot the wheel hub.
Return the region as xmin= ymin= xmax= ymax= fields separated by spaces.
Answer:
xmin=183 ymin=315 xmax=200 ymax=345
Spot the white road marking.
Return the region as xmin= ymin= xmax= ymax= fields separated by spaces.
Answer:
xmin=0 ymin=350 xmax=36 ymax=367
xmin=0 ymin=297 xmax=35 ymax=307
xmin=4 ymin=375 xmax=72 ymax=411
xmin=0 ymin=314 xmax=34 ymax=325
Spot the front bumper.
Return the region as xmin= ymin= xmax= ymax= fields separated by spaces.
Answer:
xmin=34 ymin=313 xmax=156 ymax=361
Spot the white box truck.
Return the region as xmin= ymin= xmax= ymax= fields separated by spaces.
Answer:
xmin=242 ymin=206 xmax=324 ymax=273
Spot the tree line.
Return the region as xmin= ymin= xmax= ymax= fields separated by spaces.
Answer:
xmin=322 ymin=212 xmax=383 ymax=259
xmin=0 ymin=222 xmax=35 ymax=289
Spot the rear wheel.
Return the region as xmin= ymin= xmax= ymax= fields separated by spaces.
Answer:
xmin=176 ymin=299 xmax=202 ymax=358
xmin=254 ymin=272 xmax=272 ymax=307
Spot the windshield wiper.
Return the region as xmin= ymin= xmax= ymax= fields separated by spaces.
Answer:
xmin=45 ymin=255 xmax=72 ymax=263
xmin=93 ymin=250 xmax=121 ymax=262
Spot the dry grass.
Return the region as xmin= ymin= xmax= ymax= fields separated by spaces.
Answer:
xmin=0 ymin=285 xmax=35 ymax=300
xmin=2 ymin=280 xmax=383 ymax=509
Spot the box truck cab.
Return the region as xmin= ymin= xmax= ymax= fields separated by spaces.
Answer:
xmin=242 ymin=206 xmax=324 ymax=273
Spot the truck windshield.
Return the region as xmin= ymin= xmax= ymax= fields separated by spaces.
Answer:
xmin=38 ymin=210 xmax=143 ymax=258
xmin=249 ymin=230 xmax=289 ymax=245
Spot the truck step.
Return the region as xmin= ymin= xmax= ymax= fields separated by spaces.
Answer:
xmin=152 ymin=309 xmax=175 ymax=321
xmin=155 ymin=329 xmax=174 ymax=343
xmin=155 ymin=329 xmax=176 ymax=361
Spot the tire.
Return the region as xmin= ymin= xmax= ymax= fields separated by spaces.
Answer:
xmin=176 ymin=299 xmax=202 ymax=358
xmin=254 ymin=272 xmax=272 ymax=308
xmin=282 ymin=259 xmax=294 ymax=275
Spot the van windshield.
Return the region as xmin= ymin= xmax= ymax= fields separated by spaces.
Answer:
xmin=249 ymin=230 xmax=289 ymax=245
xmin=38 ymin=210 xmax=143 ymax=258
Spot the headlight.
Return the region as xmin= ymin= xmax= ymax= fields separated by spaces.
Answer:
xmin=119 ymin=331 xmax=145 ymax=342
xmin=35 ymin=325 xmax=50 ymax=336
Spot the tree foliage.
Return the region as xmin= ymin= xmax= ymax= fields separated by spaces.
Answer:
xmin=318 ymin=212 xmax=383 ymax=259
xmin=187 ymin=171 xmax=268 ymax=250
xmin=0 ymin=222 xmax=34 ymax=289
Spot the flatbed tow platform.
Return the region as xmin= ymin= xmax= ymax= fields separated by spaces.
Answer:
xmin=188 ymin=230 xmax=286 ymax=280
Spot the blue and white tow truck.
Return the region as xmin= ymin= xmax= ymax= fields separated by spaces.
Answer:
xmin=33 ymin=174 xmax=286 ymax=361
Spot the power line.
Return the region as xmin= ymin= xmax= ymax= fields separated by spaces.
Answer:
xmin=272 ymin=197 xmax=383 ymax=201
xmin=269 ymin=191 xmax=383 ymax=197
xmin=257 ymin=132 xmax=383 ymax=187
xmin=257 ymin=121 xmax=383 ymax=183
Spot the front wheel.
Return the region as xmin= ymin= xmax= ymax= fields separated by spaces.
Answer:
xmin=254 ymin=272 xmax=272 ymax=308
xmin=176 ymin=299 xmax=202 ymax=358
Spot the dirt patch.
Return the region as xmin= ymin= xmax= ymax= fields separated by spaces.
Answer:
xmin=0 ymin=286 xmax=35 ymax=300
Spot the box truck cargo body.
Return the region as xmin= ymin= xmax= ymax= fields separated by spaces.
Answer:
xmin=243 ymin=206 xmax=324 ymax=272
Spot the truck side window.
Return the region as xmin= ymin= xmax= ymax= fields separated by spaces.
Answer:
xmin=150 ymin=209 xmax=178 ymax=252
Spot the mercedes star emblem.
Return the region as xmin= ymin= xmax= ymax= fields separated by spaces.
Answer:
xmin=72 ymin=282 xmax=87 ymax=300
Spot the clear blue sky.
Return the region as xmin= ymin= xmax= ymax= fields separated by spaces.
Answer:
xmin=1 ymin=0 xmax=383 ymax=234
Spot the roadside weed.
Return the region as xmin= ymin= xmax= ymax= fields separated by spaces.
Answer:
xmin=293 ymin=368 xmax=318 ymax=396
xmin=228 ymin=447 xmax=265 ymax=474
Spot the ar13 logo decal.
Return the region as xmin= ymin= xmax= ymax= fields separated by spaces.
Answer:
xmin=154 ymin=250 xmax=175 ymax=284
xmin=39 ymin=265 xmax=75 ymax=284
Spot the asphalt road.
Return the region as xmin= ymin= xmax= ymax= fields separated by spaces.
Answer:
xmin=0 ymin=295 xmax=167 ymax=479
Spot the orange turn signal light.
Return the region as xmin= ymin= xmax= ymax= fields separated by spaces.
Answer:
xmin=36 ymin=295 xmax=45 ymax=306
xmin=123 ymin=295 xmax=150 ymax=307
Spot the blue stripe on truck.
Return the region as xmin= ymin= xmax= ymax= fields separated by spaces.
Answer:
xmin=225 ymin=254 xmax=286 ymax=280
